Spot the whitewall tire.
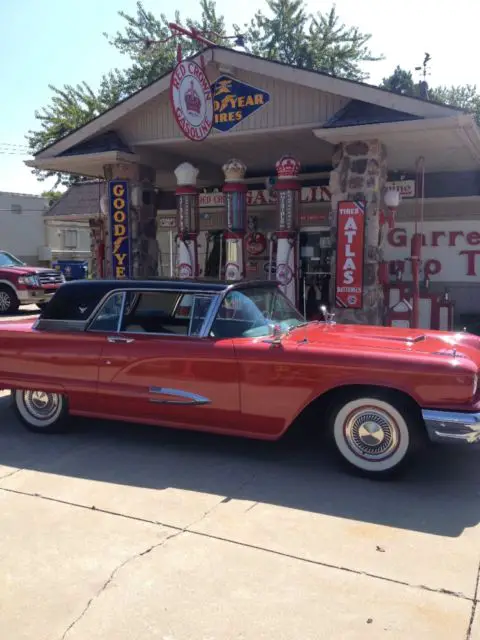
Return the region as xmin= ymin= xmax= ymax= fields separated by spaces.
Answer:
xmin=14 ymin=389 xmax=69 ymax=433
xmin=331 ymin=396 xmax=417 ymax=478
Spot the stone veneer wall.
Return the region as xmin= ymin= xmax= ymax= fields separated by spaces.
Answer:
xmin=328 ymin=139 xmax=388 ymax=325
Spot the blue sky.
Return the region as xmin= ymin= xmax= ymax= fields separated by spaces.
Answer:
xmin=1 ymin=0 xmax=479 ymax=195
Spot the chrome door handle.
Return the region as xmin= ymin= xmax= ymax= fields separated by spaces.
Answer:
xmin=107 ymin=335 xmax=135 ymax=344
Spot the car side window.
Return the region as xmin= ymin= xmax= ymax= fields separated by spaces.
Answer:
xmin=89 ymin=292 xmax=125 ymax=332
xmin=120 ymin=291 xmax=214 ymax=336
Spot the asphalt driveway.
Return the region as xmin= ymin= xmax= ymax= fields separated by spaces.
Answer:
xmin=0 ymin=389 xmax=479 ymax=639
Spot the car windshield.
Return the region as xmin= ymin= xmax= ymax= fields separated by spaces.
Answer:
xmin=211 ymin=286 xmax=305 ymax=339
xmin=0 ymin=251 xmax=24 ymax=267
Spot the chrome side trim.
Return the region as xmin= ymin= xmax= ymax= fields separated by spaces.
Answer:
xmin=422 ymin=409 xmax=480 ymax=445
xmin=148 ymin=386 xmax=211 ymax=406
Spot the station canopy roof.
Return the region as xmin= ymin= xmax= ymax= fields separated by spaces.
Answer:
xmin=27 ymin=46 xmax=480 ymax=188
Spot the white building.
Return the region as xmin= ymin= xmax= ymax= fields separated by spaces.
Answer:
xmin=0 ymin=191 xmax=49 ymax=264
xmin=43 ymin=183 xmax=96 ymax=263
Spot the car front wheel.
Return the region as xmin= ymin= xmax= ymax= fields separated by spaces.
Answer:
xmin=330 ymin=395 xmax=420 ymax=478
xmin=14 ymin=389 xmax=69 ymax=433
xmin=0 ymin=286 xmax=19 ymax=315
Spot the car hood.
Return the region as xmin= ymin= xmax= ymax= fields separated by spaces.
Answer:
xmin=0 ymin=266 xmax=53 ymax=276
xmin=287 ymin=322 xmax=480 ymax=363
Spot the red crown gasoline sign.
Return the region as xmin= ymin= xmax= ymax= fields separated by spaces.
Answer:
xmin=170 ymin=60 xmax=214 ymax=142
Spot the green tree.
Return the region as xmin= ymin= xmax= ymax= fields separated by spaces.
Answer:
xmin=26 ymin=75 xmax=131 ymax=187
xmin=104 ymin=0 xmax=227 ymax=93
xmin=381 ymin=66 xmax=480 ymax=126
xmin=242 ymin=2 xmax=382 ymax=79
xmin=41 ymin=190 xmax=63 ymax=207
xmin=380 ymin=65 xmax=417 ymax=96
xmin=429 ymin=85 xmax=480 ymax=125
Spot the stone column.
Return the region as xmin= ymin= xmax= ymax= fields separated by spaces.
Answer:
xmin=328 ymin=140 xmax=387 ymax=325
xmin=222 ymin=159 xmax=248 ymax=281
xmin=174 ymin=162 xmax=200 ymax=279
xmin=103 ymin=163 xmax=158 ymax=279
xmin=88 ymin=216 xmax=105 ymax=279
xmin=274 ymin=154 xmax=301 ymax=306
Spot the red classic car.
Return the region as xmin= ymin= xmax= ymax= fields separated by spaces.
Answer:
xmin=0 ymin=278 xmax=479 ymax=479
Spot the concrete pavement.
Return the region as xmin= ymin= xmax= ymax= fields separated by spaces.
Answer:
xmin=0 ymin=390 xmax=479 ymax=639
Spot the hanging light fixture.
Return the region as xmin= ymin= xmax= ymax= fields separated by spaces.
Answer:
xmin=384 ymin=188 xmax=401 ymax=210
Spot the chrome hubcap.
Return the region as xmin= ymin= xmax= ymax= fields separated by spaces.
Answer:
xmin=0 ymin=291 xmax=11 ymax=312
xmin=23 ymin=390 xmax=60 ymax=421
xmin=344 ymin=406 xmax=400 ymax=461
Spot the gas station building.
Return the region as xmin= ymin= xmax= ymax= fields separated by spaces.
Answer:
xmin=27 ymin=46 xmax=480 ymax=330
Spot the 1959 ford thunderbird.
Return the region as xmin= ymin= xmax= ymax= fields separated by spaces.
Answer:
xmin=0 ymin=278 xmax=479 ymax=479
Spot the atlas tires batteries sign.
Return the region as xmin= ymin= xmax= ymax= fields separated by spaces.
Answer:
xmin=109 ymin=180 xmax=131 ymax=279
xmin=335 ymin=200 xmax=366 ymax=309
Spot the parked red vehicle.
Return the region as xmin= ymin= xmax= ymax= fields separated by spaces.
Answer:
xmin=0 ymin=278 xmax=479 ymax=479
xmin=0 ymin=251 xmax=65 ymax=314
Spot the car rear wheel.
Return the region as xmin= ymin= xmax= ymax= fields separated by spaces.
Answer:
xmin=0 ymin=286 xmax=19 ymax=315
xmin=14 ymin=389 xmax=69 ymax=433
xmin=330 ymin=394 xmax=420 ymax=479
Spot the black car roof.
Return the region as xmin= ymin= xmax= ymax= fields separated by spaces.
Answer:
xmin=39 ymin=278 xmax=280 ymax=323
xmin=57 ymin=278 xmax=279 ymax=294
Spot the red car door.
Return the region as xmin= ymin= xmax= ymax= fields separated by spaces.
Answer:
xmin=93 ymin=290 xmax=241 ymax=433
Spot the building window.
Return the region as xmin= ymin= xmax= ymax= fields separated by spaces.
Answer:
xmin=63 ymin=229 xmax=78 ymax=249
xmin=10 ymin=204 xmax=22 ymax=214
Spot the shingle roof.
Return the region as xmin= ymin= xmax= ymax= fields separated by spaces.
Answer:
xmin=46 ymin=181 xmax=105 ymax=217
xmin=324 ymin=99 xmax=422 ymax=128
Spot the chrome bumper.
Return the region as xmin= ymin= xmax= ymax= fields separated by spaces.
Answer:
xmin=422 ymin=409 xmax=480 ymax=445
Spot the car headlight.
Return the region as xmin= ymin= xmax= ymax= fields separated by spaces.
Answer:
xmin=18 ymin=275 xmax=39 ymax=286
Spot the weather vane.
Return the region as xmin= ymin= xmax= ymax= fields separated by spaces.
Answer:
xmin=415 ymin=53 xmax=431 ymax=81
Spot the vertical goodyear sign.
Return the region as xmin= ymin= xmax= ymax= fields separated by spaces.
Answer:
xmin=109 ymin=180 xmax=131 ymax=279
xmin=335 ymin=200 xmax=366 ymax=309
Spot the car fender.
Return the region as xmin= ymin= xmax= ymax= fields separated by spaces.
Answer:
xmin=285 ymin=378 xmax=424 ymax=436
xmin=0 ymin=279 xmax=18 ymax=296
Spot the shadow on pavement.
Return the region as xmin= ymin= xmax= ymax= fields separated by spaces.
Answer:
xmin=0 ymin=393 xmax=478 ymax=538
xmin=0 ymin=307 xmax=39 ymax=321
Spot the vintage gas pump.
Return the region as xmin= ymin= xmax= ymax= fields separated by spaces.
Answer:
xmin=222 ymin=159 xmax=248 ymax=281
xmin=174 ymin=162 xmax=200 ymax=279
xmin=274 ymin=154 xmax=301 ymax=305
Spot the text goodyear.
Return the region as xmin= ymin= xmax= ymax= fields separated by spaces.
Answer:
xmin=211 ymin=75 xmax=270 ymax=132
xmin=109 ymin=180 xmax=131 ymax=279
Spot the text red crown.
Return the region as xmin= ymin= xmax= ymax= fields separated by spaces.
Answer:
xmin=185 ymin=81 xmax=201 ymax=115
xmin=276 ymin=154 xmax=301 ymax=178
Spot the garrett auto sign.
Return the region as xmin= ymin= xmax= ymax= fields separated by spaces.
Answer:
xmin=335 ymin=200 xmax=366 ymax=309
xmin=109 ymin=180 xmax=131 ymax=279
